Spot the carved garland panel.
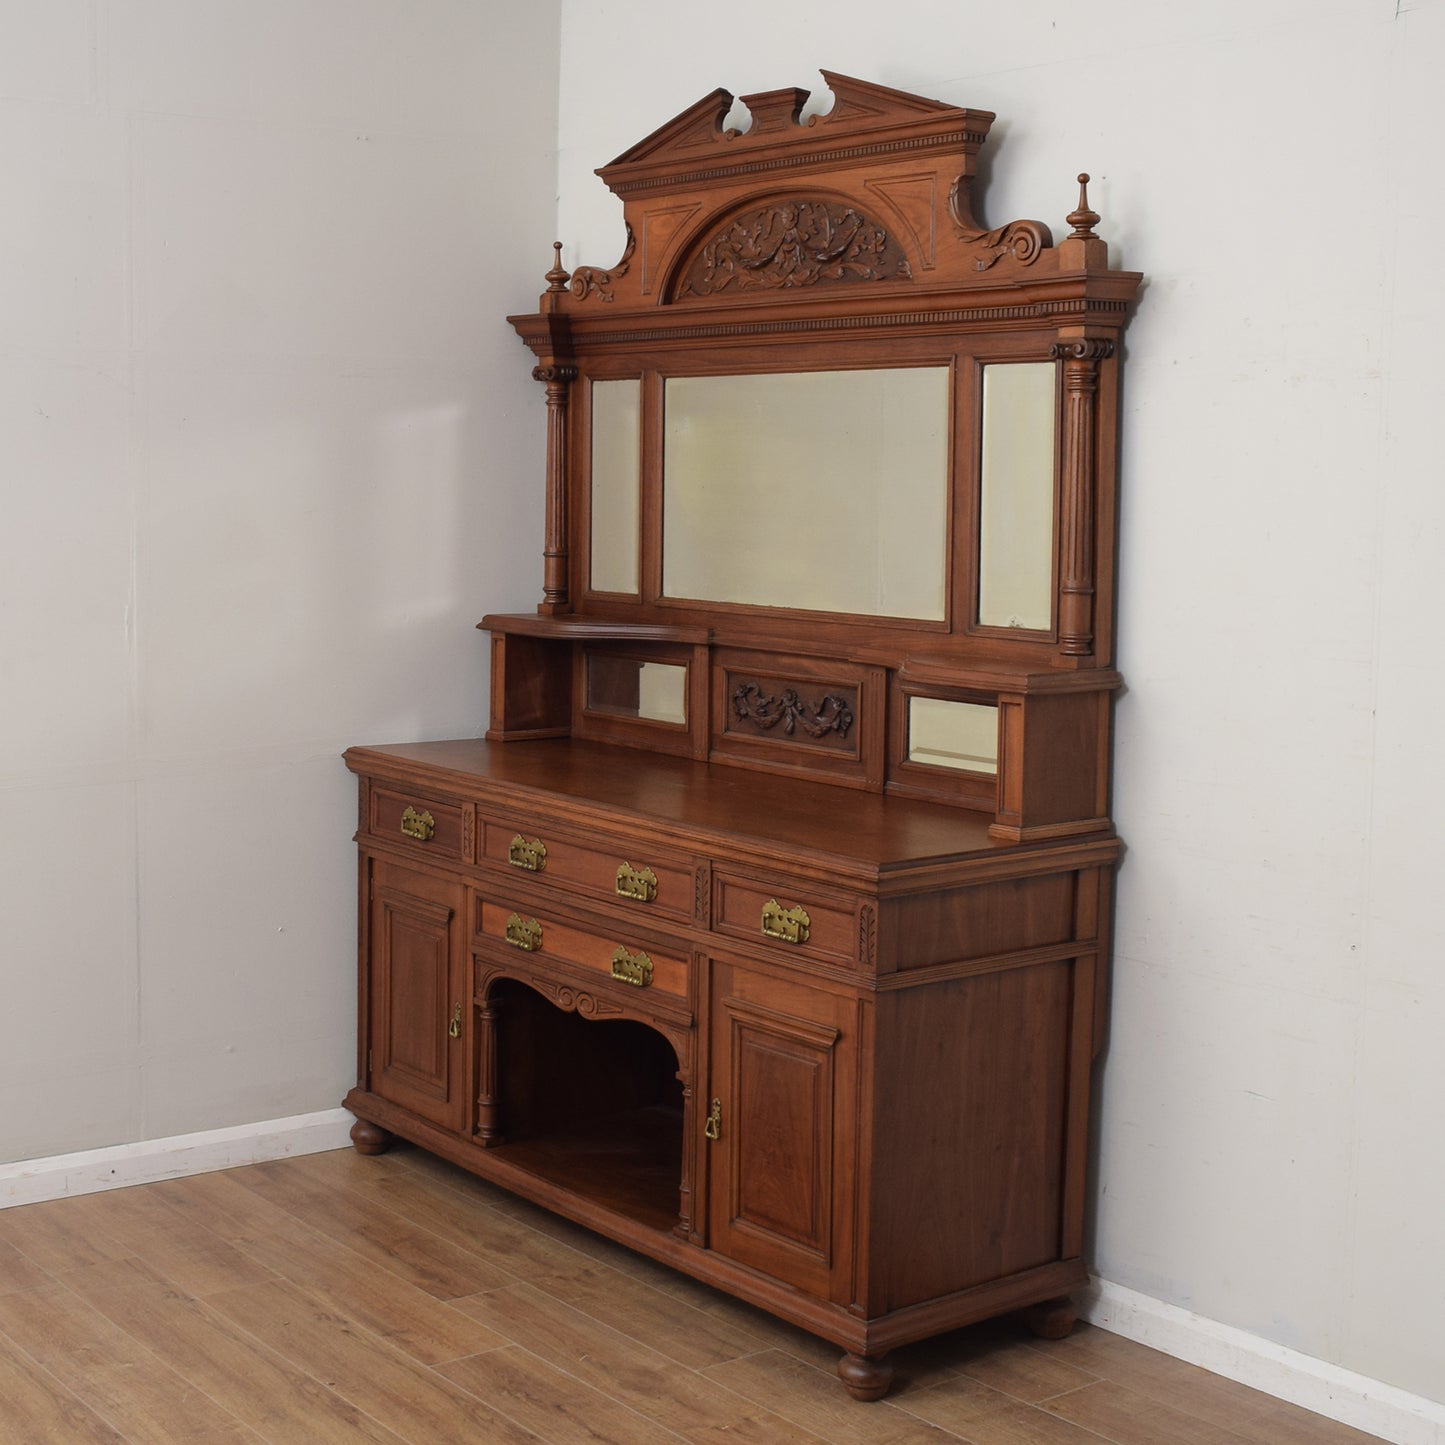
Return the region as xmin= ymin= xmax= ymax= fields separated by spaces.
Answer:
xmin=678 ymin=198 xmax=911 ymax=298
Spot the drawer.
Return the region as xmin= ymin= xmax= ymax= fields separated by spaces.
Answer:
xmin=712 ymin=869 xmax=861 ymax=968
xmin=477 ymin=814 xmax=697 ymax=925
xmin=369 ymin=785 xmax=468 ymax=862
xmin=476 ymin=899 xmax=689 ymax=1000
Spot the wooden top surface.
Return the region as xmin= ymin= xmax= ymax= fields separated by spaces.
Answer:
xmin=346 ymin=737 xmax=1117 ymax=879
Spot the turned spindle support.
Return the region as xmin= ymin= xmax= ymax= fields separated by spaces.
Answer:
xmin=476 ymin=994 xmax=505 ymax=1146
xmin=534 ymin=242 xmax=577 ymax=616
xmin=1050 ymin=337 xmax=1114 ymax=658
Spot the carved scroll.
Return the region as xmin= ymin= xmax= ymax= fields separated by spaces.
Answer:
xmin=732 ymin=683 xmax=855 ymax=739
xmin=570 ymin=224 xmax=636 ymax=304
xmin=679 ymin=200 xmax=911 ymax=298
xmin=1051 ymin=338 xmax=1115 ymax=657
xmin=948 ymin=176 xmax=1052 ymax=272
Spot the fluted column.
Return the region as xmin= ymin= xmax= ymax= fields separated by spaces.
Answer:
xmin=1050 ymin=338 xmax=1114 ymax=658
xmin=533 ymin=363 xmax=578 ymax=615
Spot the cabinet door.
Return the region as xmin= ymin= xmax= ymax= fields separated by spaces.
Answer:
xmin=367 ymin=855 xmax=466 ymax=1131
xmin=706 ymin=958 xmax=857 ymax=1298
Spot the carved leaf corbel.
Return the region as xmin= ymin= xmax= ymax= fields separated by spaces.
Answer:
xmin=569 ymin=224 xmax=636 ymax=303
xmin=947 ymin=175 xmax=1052 ymax=271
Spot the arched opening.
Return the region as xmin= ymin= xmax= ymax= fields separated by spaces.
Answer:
xmin=483 ymin=977 xmax=685 ymax=1231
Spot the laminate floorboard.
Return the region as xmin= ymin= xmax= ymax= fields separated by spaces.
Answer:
xmin=0 ymin=1146 xmax=1392 ymax=1444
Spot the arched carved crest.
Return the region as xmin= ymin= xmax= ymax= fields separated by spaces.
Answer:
xmin=528 ymin=70 xmax=1120 ymax=316
xmin=676 ymin=197 xmax=911 ymax=299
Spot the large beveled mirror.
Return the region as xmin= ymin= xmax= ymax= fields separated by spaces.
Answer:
xmin=660 ymin=366 xmax=951 ymax=620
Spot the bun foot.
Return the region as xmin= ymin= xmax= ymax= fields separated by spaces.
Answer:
xmin=838 ymin=1352 xmax=893 ymax=1401
xmin=349 ymin=1117 xmax=394 ymax=1155
xmin=1024 ymin=1295 xmax=1078 ymax=1340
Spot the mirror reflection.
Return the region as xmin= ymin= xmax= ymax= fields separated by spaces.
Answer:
xmin=907 ymin=696 xmax=998 ymax=774
xmin=586 ymin=654 xmax=687 ymax=725
xmin=590 ymin=379 xmax=641 ymax=595
xmin=978 ymin=362 xmax=1056 ymax=630
xmin=662 ymin=367 xmax=950 ymax=619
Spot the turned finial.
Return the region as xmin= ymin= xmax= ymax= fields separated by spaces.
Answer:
xmin=545 ymin=241 xmax=570 ymax=293
xmin=1067 ymin=173 xmax=1101 ymax=240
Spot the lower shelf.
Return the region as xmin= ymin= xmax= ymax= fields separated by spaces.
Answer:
xmin=479 ymin=1103 xmax=683 ymax=1234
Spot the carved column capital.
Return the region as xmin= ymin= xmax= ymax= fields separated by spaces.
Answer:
xmin=531 ymin=363 xmax=578 ymax=386
xmin=1050 ymin=339 xmax=1114 ymax=363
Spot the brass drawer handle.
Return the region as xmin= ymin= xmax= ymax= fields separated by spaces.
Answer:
xmin=507 ymin=834 xmax=547 ymax=872
xmin=761 ymin=899 xmax=811 ymax=945
xmin=615 ymin=863 xmax=658 ymax=903
xmin=448 ymin=1002 xmax=462 ymax=1039
xmin=704 ymin=1098 xmax=722 ymax=1141
xmin=504 ymin=914 xmax=543 ymax=952
xmin=609 ymin=946 xmax=653 ymax=988
xmin=400 ymin=806 xmax=435 ymax=842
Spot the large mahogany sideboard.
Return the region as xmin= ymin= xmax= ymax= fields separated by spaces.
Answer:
xmin=344 ymin=73 xmax=1141 ymax=1399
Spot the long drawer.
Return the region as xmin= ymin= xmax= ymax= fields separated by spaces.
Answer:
xmin=475 ymin=897 xmax=690 ymax=1000
xmin=476 ymin=812 xmax=699 ymax=926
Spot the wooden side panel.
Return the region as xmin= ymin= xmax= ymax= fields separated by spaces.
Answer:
xmin=487 ymin=634 xmax=572 ymax=739
xmin=867 ymin=960 xmax=1073 ymax=1314
xmin=880 ymin=872 xmax=1076 ymax=972
xmin=368 ymin=857 xmax=466 ymax=1131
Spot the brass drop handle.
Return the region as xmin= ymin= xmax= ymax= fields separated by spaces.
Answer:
xmin=447 ymin=1002 xmax=462 ymax=1039
xmin=609 ymin=946 xmax=653 ymax=988
xmin=508 ymin=834 xmax=547 ymax=872
xmin=615 ymin=862 xmax=658 ymax=903
xmin=400 ymin=806 xmax=435 ymax=842
xmin=761 ymin=899 xmax=811 ymax=945
xmin=504 ymin=914 xmax=543 ymax=952
xmin=704 ymin=1098 xmax=722 ymax=1142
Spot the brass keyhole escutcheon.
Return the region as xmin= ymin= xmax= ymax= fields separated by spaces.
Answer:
xmin=448 ymin=1002 xmax=462 ymax=1039
xmin=704 ymin=1098 xmax=722 ymax=1141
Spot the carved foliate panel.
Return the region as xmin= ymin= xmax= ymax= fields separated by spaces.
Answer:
xmin=678 ymin=200 xmax=911 ymax=299
xmin=732 ymin=682 xmax=856 ymax=743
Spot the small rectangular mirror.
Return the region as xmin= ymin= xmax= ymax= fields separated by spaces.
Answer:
xmin=586 ymin=655 xmax=687 ymax=726
xmin=907 ymin=697 xmax=998 ymax=775
xmin=978 ymin=362 xmax=1056 ymax=631
xmin=589 ymin=379 xmax=641 ymax=595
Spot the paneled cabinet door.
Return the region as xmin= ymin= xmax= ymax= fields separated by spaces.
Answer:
xmin=366 ymin=855 xmax=467 ymax=1132
xmin=705 ymin=958 xmax=858 ymax=1299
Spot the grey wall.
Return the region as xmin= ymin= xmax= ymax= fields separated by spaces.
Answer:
xmin=0 ymin=1 xmax=561 ymax=1158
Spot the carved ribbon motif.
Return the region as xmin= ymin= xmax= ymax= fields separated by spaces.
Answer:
xmin=732 ymin=683 xmax=855 ymax=739
xmin=681 ymin=200 xmax=910 ymax=297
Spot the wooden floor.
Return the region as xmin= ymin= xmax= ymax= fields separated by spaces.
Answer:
xmin=0 ymin=1145 xmax=1384 ymax=1445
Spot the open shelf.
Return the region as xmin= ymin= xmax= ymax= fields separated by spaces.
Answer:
xmin=482 ymin=977 xmax=685 ymax=1232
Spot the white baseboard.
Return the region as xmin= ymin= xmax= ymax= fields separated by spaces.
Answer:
xmin=0 ymin=1108 xmax=355 ymax=1209
xmin=1083 ymin=1277 xmax=1445 ymax=1445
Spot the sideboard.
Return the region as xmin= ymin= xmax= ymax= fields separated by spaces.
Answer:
xmin=343 ymin=72 xmax=1141 ymax=1399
